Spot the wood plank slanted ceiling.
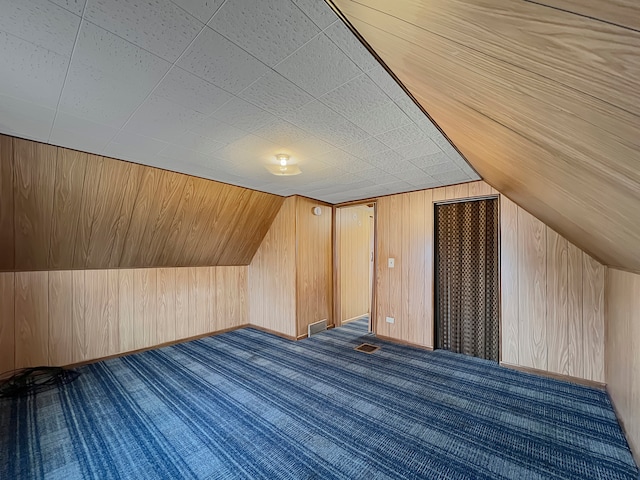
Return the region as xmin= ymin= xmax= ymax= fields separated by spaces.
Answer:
xmin=330 ymin=0 xmax=640 ymax=272
xmin=0 ymin=135 xmax=285 ymax=271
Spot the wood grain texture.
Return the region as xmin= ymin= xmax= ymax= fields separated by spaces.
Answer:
xmin=295 ymin=198 xmax=332 ymax=336
xmin=174 ymin=267 xmax=190 ymax=339
xmin=606 ymin=268 xmax=640 ymax=464
xmin=157 ymin=268 xmax=176 ymax=344
xmin=85 ymin=270 xmax=119 ymax=358
xmin=338 ymin=205 xmax=373 ymax=322
xmin=14 ymin=271 xmax=48 ymax=368
xmin=583 ymin=254 xmax=605 ymax=382
xmin=1 ymin=134 xmax=284 ymax=271
xmin=567 ymin=242 xmax=584 ymax=378
xmin=407 ymin=190 xmax=427 ymax=345
xmin=445 ymin=182 xmax=470 ymax=200
xmin=535 ymin=0 xmax=640 ymax=31
xmin=248 ymin=197 xmax=297 ymax=338
xmin=546 ymin=229 xmax=569 ymax=375
xmin=48 ymin=271 xmax=74 ymax=366
xmin=333 ymin=0 xmax=640 ymax=272
xmin=6 ymin=265 xmax=249 ymax=367
xmin=500 ymin=196 xmax=519 ymax=364
xmin=375 ymin=195 xmax=390 ymax=338
xmin=13 ymin=140 xmax=56 ymax=270
xmin=0 ymin=136 xmax=14 ymax=271
xmin=517 ymin=208 xmax=547 ymax=370
xmin=118 ymin=269 xmax=135 ymax=354
xmin=49 ymin=150 xmax=87 ymax=269
xmin=468 ymin=180 xmax=494 ymax=198
xmin=0 ymin=272 xmax=15 ymax=373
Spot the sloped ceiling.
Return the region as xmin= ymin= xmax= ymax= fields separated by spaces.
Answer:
xmin=331 ymin=0 xmax=640 ymax=272
xmin=0 ymin=135 xmax=284 ymax=271
xmin=0 ymin=0 xmax=479 ymax=204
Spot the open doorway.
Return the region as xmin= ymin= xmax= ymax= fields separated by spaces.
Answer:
xmin=335 ymin=203 xmax=375 ymax=332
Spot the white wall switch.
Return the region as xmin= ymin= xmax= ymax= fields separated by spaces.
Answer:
xmin=388 ymin=258 xmax=395 ymax=268
xmin=385 ymin=316 xmax=395 ymax=324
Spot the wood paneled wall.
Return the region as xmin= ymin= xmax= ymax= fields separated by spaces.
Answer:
xmin=0 ymin=266 xmax=247 ymax=373
xmin=375 ymin=181 xmax=494 ymax=347
xmin=0 ymin=134 xmax=283 ymax=271
xmin=338 ymin=205 xmax=373 ymax=323
xmin=295 ymin=198 xmax=332 ymax=337
xmin=501 ymin=197 xmax=605 ymax=382
xmin=333 ymin=0 xmax=640 ymax=273
xmin=248 ymin=196 xmax=333 ymax=339
xmin=375 ymin=181 xmax=604 ymax=382
xmin=606 ymin=268 xmax=640 ymax=464
xmin=249 ymin=197 xmax=298 ymax=338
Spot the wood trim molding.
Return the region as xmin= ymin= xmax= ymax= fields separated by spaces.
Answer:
xmin=248 ymin=324 xmax=298 ymax=341
xmin=500 ymin=362 xmax=606 ymax=389
xmin=65 ymin=324 xmax=250 ymax=369
xmin=375 ymin=334 xmax=433 ymax=351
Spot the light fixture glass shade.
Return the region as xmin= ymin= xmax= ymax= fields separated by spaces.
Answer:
xmin=265 ymin=164 xmax=302 ymax=176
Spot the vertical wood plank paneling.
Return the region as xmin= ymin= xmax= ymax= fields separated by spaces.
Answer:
xmin=49 ymin=150 xmax=87 ymax=269
xmin=15 ymin=272 xmax=48 ymax=368
xmin=139 ymin=171 xmax=187 ymax=267
xmin=424 ymin=189 xmax=434 ymax=347
xmin=583 ymin=254 xmax=605 ymax=382
xmin=432 ymin=187 xmax=446 ymax=202
xmin=118 ymin=269 xmax=135 ymax=354
xmin=387 ymin=194 xmax=402 ymax=339
xmin=215 ymin=267 xmax=229 ymax=332
xmin=468 ymin=181 xmax=493 ymax=197
xmin=296 ymin=198 xmax=332 ymax=337
xmin=500 ymin=196 xmax=519 ymax=364
xmin=400 ymin=192 xmax=411 ymax=342
xmin=84 ymin=159 xmax=141 ymax=269
xmin=208 ymin=267 xmax=217 ymax=332
xmin=14 ymin=140 xmax=56 ymax=270
xmin=445 ymin=182 xmax=470 ymax=200
xmin=72 ymin=270 xmax=86 ymax=362
xmin=73 ymin=155 xmax=104 ymax=269
xmin=120 ymin=169 xmax=162 ymax=268
xmin=567 ymin=242 xmax=584 ymax=378
xmin=517 ymin=208 xmax=547 ymax=370
xmin=157 ymin=268 xmax=176 ymax=344
xmin=107 ymin=163 xmax=144 ymax=268
xmin=48 ymin=271 xmax=74 ymax=366
xmin=546 ymin=229 xmax=569 ymax=375
xmin=0 ymin=136 xmax=14 ymax=270
xmin=375 ymin=197 xmax=390 ymax=337
xmin=248 ymin=197 xmax=297 ymax=338
xmin=188 ymin=267 xmax=211 ymax=336
xmin=235 ymin=266 xmax=249 ymax=327
xmin=0 ymin=273 xmax=15 ymax=373
xmin=134 ymin=268 xmax=156 ymax=349
xmin=407 ymin=190 xmax=426 ymax=344
xmin=174 ymin=267 xmax=190 ymax=339
xmin=606 ymin=268 xmax=640 ymax=462
xmin=85 ymin=270 xmax=119 ymax=359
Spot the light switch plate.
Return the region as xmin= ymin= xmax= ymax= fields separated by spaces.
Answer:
xmin=388 ymin=258 xmax=395 ymax=268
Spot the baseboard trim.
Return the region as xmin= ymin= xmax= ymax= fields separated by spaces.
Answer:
xmin=342 ymin=314 xmax=368 ymax=325
xmin=607 ymin=387 xmax=640 ymax=467
xmin=375 ymin=334 xmax=433 ymax=351
xmin=500 ymin=362 xmax=606 ymax=389
xmin=248 ymin=324 xmax=298 ymax=341
xmin=65 ymin=324 xmax=250 ymax=369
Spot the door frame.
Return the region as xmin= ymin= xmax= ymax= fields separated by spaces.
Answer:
xmin=333 ymin=200 xmax=378 ymax=332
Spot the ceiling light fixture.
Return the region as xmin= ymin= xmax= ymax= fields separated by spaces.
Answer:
xmin=266 ymin=154 xmax=302 ymax=176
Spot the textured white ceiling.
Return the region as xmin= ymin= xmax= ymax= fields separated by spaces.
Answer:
xmin=0 ymin=0 xmax=479 ymax=203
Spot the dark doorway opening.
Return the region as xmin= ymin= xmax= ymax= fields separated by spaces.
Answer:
xmin=434 ymin=198 xmax=499 ymax=361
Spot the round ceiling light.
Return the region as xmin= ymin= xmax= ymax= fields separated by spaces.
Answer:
xmin=265 ymin=153 xmax=302 ymax=176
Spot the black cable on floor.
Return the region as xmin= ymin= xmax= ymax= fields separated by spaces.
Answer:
xmin=0 ymin=367 xmax=80 ymax=398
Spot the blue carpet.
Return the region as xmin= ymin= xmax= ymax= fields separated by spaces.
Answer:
xmin=1 ymin=318 xmax=637 ymax=479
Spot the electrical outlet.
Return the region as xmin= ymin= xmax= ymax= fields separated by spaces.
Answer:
xmin=385 ymin=316 xmax=395 ymax=324
xmin=388 ymin=258 xmax=395 ymax=268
